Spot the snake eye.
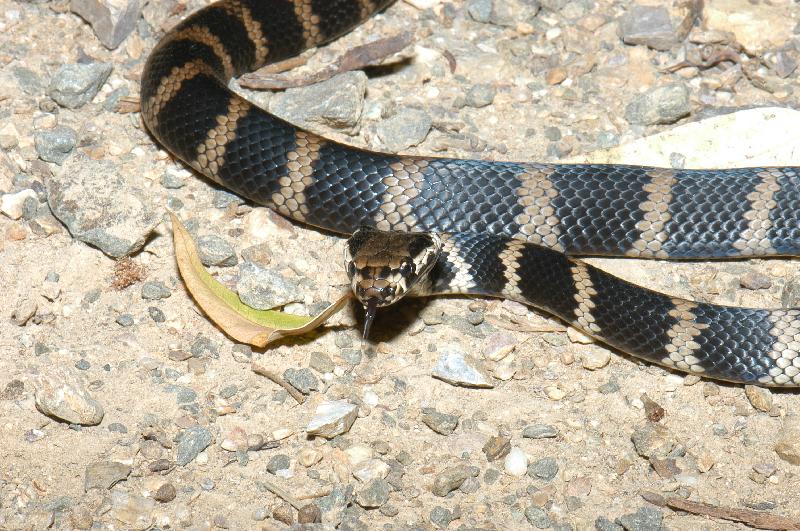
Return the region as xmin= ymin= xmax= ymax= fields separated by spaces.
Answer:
xmin=347 ymin=262 xmax=356 ymax=277
xmin=399 ymin=259 xmax=414 ymax=277
xmin=380 ymin=286 xmax=394 ymax=299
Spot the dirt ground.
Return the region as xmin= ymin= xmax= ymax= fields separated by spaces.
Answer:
xmin=2 ymin=0 xmax=800 ymax=529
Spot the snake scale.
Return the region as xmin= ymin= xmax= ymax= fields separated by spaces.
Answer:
xmin=141 ymin=0 xmax=800 ymax=386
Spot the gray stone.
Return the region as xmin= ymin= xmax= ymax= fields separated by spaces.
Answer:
xmin=283 ymin=368 xmax=319 ymax=395
xmin=270 ymin=71 xmax=367 ymax=133
xmin=148 ymin=306 xmax=165 ymax=323
xmin=466 ymin=0 xmax=492 ymax=23
xmin=160 ymin=171 xmax=185 ymax=189
xmin=13 ymin=66 xmax=42 ymax=95
xmin=141 ymin=281 xmax=171 ymax=300
xmin=432 ymin=345 xmax=494 ymax=388
xmin=46 ymin=158 xmax=161 ymax=258
xmin=430 ymin=506 xmax=453 ymax=528
xmin=236 ymin=261 xmax=303 ymax=310
xmin=266 ymin=454 xmax=291 ymax=474
xmin=431 ymin=465 xmax=471 ymax=496
xmin=544 ymin=126 xmax=562 ymax=141
xmin=528 ymin=457 xmax=559 ymax=480
xmin=35 ymin=126 xmax=77 ymax=164
xmin=47 ymin=62 xmax=112 ymax=109
xmin=420 ymin=408 xmax=459 ymax=435
xmin=619 ymin=6 xmax=677 ymax=51
xmin=84 ymin=461 xmax=131 ymax=491
xmin=115 ymin=314 xmax=134 ymax=327
xmin=70 ymin=0 xmax=143 ymax=49
xmin=309 ymin=351 xmax=335 ymax=374
xmin=525 ymin=506 xmax=552 ymax=529
xmin=355 ymin=478 xmax=390 ymax=508
xmin=376 ymin=108 xmax=432 ymax=152
xmin=175 ymin=426 xmax=212 ymax=466
xmin=595 ymin=516 xmax=623 ymax=531
xmin=196 ymin=234 xmax=238 ymax=267
xmin=523 ymin=424 xmax=558 ymax=439
xmin=465 ymin=84 xmax=496 ymax=108
xmin=624 ymin=83 xmax=690 ymax=126
xmin=616 ymin=507 xmax=663 ymax=531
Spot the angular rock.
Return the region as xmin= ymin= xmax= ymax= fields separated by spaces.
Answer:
xmin=283 ymin=368 xmax=319 ymax=395
xmin=306 ymin=400 xmax=358 ymax=438
xmin=236 ymin=261 xmax=303 ymax=310
xmin=46 ymin=158 xmax=161 ymax=258
xmin=353 ymin=458 xmax=391 ymax=482
xmin=196 ymin=234 xmax=238 ymax=267
xmin=270 ymin=71 xmax=366 ymax=133
xmin=619 ymin=6 xmax=677 ymax=51
xmin=616 ymin=506 xmax=663 ymax=531
xmin=175 ymin=426 xmax=212 ymax=466
xmin=431 ymin=465 xmax=471 ymax=496
xmin=624 ymin=83 xmax=690 ymax=126
xmin=775 ymin=414 xmax=800 ymax=465
xmin=355 ymin=478 xmax=390 ymax=508
xmin=84 ymin=461 xmax=131 ymax=491
xmin=483 ymin=436 xmax=511 ymax=461
xmin=110 ymin=491 xmax=155 ymax=530
xmin=631 ymin=423 xmax=675 ymax=460
xmin=376 ymin=107 xmax=432 ymax=152
xmin=71 ymin=0 xmax=143 ymax=49
xmin=432 ymin=345 xmax=494 ymax=388
xmin=745 ymin=385 xmax=773 ymax=412
xmin=421 ymin=408 xmax=459 ymax=435
xmin=35 ymin=369 xmax=104 ymax=425
xmin=47 ymin=62 xmax=112 ymax=109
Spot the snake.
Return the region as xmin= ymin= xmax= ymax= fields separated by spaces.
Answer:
xmin=141 ymin=0 xmax=800 ymax=386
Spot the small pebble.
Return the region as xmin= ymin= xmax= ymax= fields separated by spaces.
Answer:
xmin=523 ymin=424 xmax=558 ymax=439
xmin=141 ymin=281 xmax=171 ymax=300
xmin=528 ymin=457 xmax=559 ymax=480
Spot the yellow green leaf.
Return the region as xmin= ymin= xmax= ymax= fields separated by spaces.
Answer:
xmin=170 ymin=212 xmax=350 ymax=347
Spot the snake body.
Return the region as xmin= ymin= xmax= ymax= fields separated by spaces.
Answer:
xmin=142 ymin=0 xmax=800 ymax=386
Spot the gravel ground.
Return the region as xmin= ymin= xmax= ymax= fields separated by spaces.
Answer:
xmin=2 ymin=0 xmax=800 ymax=529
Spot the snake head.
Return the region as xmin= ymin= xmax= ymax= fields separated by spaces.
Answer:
xmin=344 ymin=226 xmax=442 ymax=338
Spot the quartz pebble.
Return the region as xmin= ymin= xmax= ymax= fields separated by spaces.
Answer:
xmin=306 ymin=400 xmax=358 ymax=438
xmin=504 ymin=447 xmax=528 ymax=477
xmin=432 ymin=345 xmax=494 ymax=388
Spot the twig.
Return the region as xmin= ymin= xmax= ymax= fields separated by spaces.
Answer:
xmin=251 ymin=362 xmax=306 ymax=404
xmin=642 ymin=491 xmax=800 ymax=530
xmin=240 ymin=31 xmax=414 ymax=90
xmin=261 ymin=478 xmax=303 ymax=510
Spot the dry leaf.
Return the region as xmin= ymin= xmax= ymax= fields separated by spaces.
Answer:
xmin=170 ymin=212 xmax=350 ymax=347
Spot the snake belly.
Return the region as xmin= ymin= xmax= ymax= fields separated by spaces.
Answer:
xmin=141 ymin=0 xmax=800 ymax=386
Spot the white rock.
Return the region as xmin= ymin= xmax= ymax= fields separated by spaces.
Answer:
xmin=344 ymin=444 xmax=373 ymax=465
xmin=306 ymin=400 xmax=358 ymax=438
xmin=432 ymin=344 xmax=494 ymax=388
xmin=504 ymin=447 xmax=528 ymax=477
xmin=352 ymin=458 xmax=391 ymax=482
xmin=570 ymin=107 xmax=800 ymax=168
xmin=34 ymin=368 xmax=104 ymax=425
xmin=581 ymin=349 xmax=611 ymax=370
xmin=1 ymin=189 xmax=37 ymax=220
xmin=298 ymin=447 xmax=323 ymax=467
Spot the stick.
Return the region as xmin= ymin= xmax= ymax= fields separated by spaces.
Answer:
xmin=251 ymin=362 xmax=306 ymax=404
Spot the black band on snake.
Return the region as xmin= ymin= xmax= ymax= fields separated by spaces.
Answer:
xmin=141 ymin=0 xmax=800 ymax=387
